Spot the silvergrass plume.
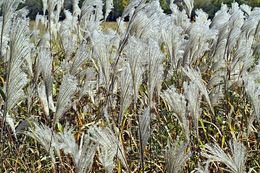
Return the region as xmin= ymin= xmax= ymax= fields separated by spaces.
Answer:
xmin=165 ymin=139 xmax=191 ymax=173
xmin=55 ymin=74 xmax=77 ymax=122
xmin=202 ymin=139 xmax=247 ymax=173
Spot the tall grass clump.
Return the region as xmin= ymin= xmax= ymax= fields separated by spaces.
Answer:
xmin=0 ymin=0 xmax=259 ymax=172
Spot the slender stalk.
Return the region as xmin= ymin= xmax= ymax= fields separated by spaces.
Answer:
xmin=0 ymin=6 xmax=6 ymax=143
xmin=0 ymin=14 xmax=5 ymax=57
xmin=107 ymin=2 xmax=143 ymax=103
xmin=46 ymin=4 xmax=56 ymax=173
xmin=148 ymin=104 xmax=152 ymax=172
xmin=106 ymin=12 xmax=140 ymax=173
xmin=137 ymin=102 xmax=145 ymax=172
xmin=0 ymin=34 xmax=12 ymax=142
xmin=0 ymin=26 xmax=13 ymax=164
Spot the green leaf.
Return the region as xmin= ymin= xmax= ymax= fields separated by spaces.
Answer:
xmin=0 ymin=87 xmax=6 ymax=101
xmin=56 ymin=122 xmax=63 ymax=132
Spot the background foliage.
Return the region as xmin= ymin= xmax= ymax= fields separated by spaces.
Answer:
xmin=23 ymin=0 xmax=260 ymax=20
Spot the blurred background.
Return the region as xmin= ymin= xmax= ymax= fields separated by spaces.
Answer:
xmin=21 ymin=0 xmax=260 ymax=20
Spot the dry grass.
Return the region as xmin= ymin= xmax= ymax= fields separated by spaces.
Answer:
xmin=1 ymin=1 xmax=260 ymax=173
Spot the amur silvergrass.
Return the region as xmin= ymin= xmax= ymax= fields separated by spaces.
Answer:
xmin=165 ymin=138 xmax=191 ymax=173
xmin=202 ymin=139 xmax=248 ymax=173
xmin=1 ymin=16 xmax=30 ymax=141
xmin=0 ymin=0 xmax=259 ymax=172
xmin=0 ymin=0 xmax=25 ymax=134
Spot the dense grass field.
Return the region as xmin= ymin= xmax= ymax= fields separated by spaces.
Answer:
xmin=0 ymin=0 xmax=260 ymax=172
